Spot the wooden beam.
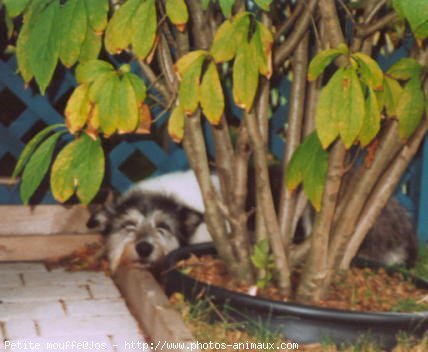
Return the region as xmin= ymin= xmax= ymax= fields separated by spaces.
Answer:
xmin=0 ymin=234 xmax=103 ymax=261
xmin=0 ymin=205 xmax=92 ymax=236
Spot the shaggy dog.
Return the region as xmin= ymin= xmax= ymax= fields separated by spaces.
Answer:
xmin=87 ymin=170 xmax=418 ymax=272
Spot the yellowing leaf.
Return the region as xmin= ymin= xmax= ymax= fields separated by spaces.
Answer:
xmin=359 ymin=87 xmax=381 ymax=147
xmin=78 ymin=26 xmax=102 ymax=63
xmin=76 ymin=59 xmax=115 ymax=84
xmin=233 ymin=42 xmax=259 ymax=112
xmin=383 ymin=76 xmax=403 ymax=116
xmin=168 ymin=104 xmax=185 ymax=143
xmin=65 ymin=84 xmax=92 ymax=134
xmin=315 ymin=68 xmax=344 ymax=149
xmin=395 ymin=77 xmax=425 ymax=139
xmin=175 ymin=50 xmax=207 ymax=79
xmin=178 ymin=54 xmax=205 ymax=115
xmin=200 ymin=62 xmax=224 ymax=125
xmin=352 ymin=52 xmax=383 ymax=90
xmin=116 ymin=76 xmax=139 ymax=133
xmin=51 ymin=134 xmax=105 ymax=204
xmin=166 ymin=0 xmax=188 ymax=31
xmin=85 ymin=0 xmax=108 ymax=32
xmin=104 ymin=0 xmax=142 ymax=54
xmin=308 ymin=48 xmax=344 ymax=81
xmin=136 ymin=104 xmax=152 ymax=134
xmin=338 ymin=68 xmax=365 ymax=148
xmin=251 ymin=22 xmax=273 ymax=78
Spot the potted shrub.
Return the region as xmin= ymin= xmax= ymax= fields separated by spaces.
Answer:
xmin=4 ymin=0 xmax=428 ymax=346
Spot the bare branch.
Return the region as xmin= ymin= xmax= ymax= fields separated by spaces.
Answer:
xmin=340 ymin=119 xmax=428 ymax=269
xmin=274 ymin=1 xmax=305 ymax=42
xmin=357 ymin=12 xmax=398 ymax=38
xmin=273 ymin=0 xmax=317 ymax=69
xmin=278 ymin=33 xmax=309 ymax=247
xmin=138 ymin=60 xmax=171 ymax=103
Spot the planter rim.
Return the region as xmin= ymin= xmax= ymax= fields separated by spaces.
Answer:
xmin=163 ymin=243 xmax=428 ymax=325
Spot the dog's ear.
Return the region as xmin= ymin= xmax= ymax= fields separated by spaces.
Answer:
xmin=179 ymin=207 xmax=204 ymax=239
xmin=86 ymin=206 xmax=114 ymax=233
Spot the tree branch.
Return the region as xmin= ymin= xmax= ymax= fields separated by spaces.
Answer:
xmin=278 ymin=33 xmax=309 ymax=247
xmin=274 ymin=1 xmax=305 ymax=42
xmin=273 ymin=0 xmax=317 ymax=69
xmin=357 ymin=12 xmax=398 ymax=38
xmin=340 ymin=119 xmax=428 ymax=269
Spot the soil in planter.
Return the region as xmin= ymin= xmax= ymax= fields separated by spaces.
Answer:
xmin=176 ymin=254 xmax=428 ymax=313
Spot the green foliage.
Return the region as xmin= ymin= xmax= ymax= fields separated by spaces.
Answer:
xmin=200 ymin=61 xmax=224 ymax=125
xmin=50 ymin=134 xmax=105 ymax=204
xmin=351 ymin=52 xmax=384 ymax=90
xmin=382 ymin=76 xmax=404 ymax=116
xmin=250 ymin=240 xmax=275 ymax=289
xmin=20 ymin=131 xmax=65 ymax=204
xmin=165 ymin=0 xmax=188 ymax=30
xmin=286 ymin=132 xmax=329 ymax=211
xmin=105 ymin=0 xmax=156 ymax=60
xmin=168 ymin=104 xmax=185 ymax=143
xmin=360 ymin=87 xmax=381 ymax=147
xmin=395 ymin=77 xmax=425 ymax=139
xmin=12 ymin=124 xmax=66 ymax=179
xmin=387 ymin=58 xmax=423 ymax=80
xmin=308 ymin=45 xmax=348 ymax=81
xmin=72 ymin=60 xmax=147 ymax=136
xmin=13 ymin=0 xmax=108 ymax=94
xmin=219 ymin=0 xmax=235 ymax=18
xmin=254 ymin=0 xmax=272 ymax=11
xmin=393 ymin=0 xmax=428 ymax=39
xmin=3 ymin=0 xmax=31 ymax=17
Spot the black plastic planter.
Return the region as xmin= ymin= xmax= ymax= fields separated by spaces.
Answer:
xmin=163 ymin=243 xmax=428 ymax=349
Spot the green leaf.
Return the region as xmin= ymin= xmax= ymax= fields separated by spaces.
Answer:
xmin=315 ymin=68 xmax=344 ymax=149
xmin=3 ymin=0 xmax=31 ymax=17
xmin=123 ymin=72 xmax=147 ymax=102
xmin=166 ymin=0 xmax=188 ymax=30
xmin=395 ymin=77 xmax=425 ymax=139
xmin=200 ymin=62 xmax=224 ymax=125
xmin=168 ymin=104 xmax=185 ymax=143
xmin=308 ymin=47 xmax=345 ymax=81
xmin=352 ymin=52 xmax=384 ymax=90
xmin=251 ymin=239 xmax=270 ymax=269
xmin=392 ymin=0 xmax=428 ymax=38
xmin=175 ymin=50 xmax=207 ymax=78
xmin=59 ymin=0 xmax=87 ymax=67
xmin=78 ymin=26 xmax=102 ymax=63
xmin=105 ymin=0 xmax=157 ymax=60
xmin=65 ymin=84 xmax=92 ymax=134
xmin=233 ymin=42 xmax=259 ymax=112
xmin=20 ymin=131 xmax=65 ymax=204
xmin=250 ymin=22 xmax=273 ymax=78
xmin=51 ymin=134 xmax=105 ymax=204
xmin=116 ymin=75 xmax=139 ymax=133
xmin=178 ymin=54 xmax=205 ymax=115
xmin=75 ymin=59 xmax=115 ymax=84
xmin=131 ymin=0 xmax=157 ymax=60
xmin=359 ymin=87 xmax=381 ymax=147
xmin=387 ymin=58 xmax=423 ymax=80
xmin=27 ymin=0 xmax=61 ymax=94
xmin=286 ymin=132 xmax=328 ymax=211
xmin=219 ymin=0 xmax=235 ymax=17
xmin=105 ymin=0 xmax=142 ymax=54
xmin=210 ymin=12 xmax=250 ymax=63
xmin=12 ymin=124 xmax=66 ymax=179
xmin=84 ymin=0 xmax=108 ymax=32
xmin=338 ymin=68 xmax=365 ymax=148
xmin=89 ymin=74 xmax=121 ymax=136
xmin=383 ymin=76 xmax=403 ymax=116
xmin=15 ymin=0 xmax=51 ymax=83
xmin=254 ymin=0 xmax=272 ymax=11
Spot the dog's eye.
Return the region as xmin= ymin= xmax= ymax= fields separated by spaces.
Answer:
xmin=121 ymin=221 xmax=136 ymax=231
xmin=156 ymin=222 xmax=170 ymax=232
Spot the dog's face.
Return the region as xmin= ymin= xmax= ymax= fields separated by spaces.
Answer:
xmin=87 ymin=190 xmax=203 ymax=271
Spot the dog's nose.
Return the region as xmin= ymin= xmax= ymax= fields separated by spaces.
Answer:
xmin=135 ymin=241 xmax=154 ymax=258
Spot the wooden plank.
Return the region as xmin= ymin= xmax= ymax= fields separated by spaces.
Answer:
xmin=0 ymin=205 xmax=93 ymax=236
xmin=0 ymin=234 xmax=103 ymax=261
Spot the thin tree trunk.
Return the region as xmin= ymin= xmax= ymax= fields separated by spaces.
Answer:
xmin=278 ymin=33 xmax=309 ymax=247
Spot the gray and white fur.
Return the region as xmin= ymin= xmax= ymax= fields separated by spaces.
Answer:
xmin=88 ymin=170 xmax=418 ymax=272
